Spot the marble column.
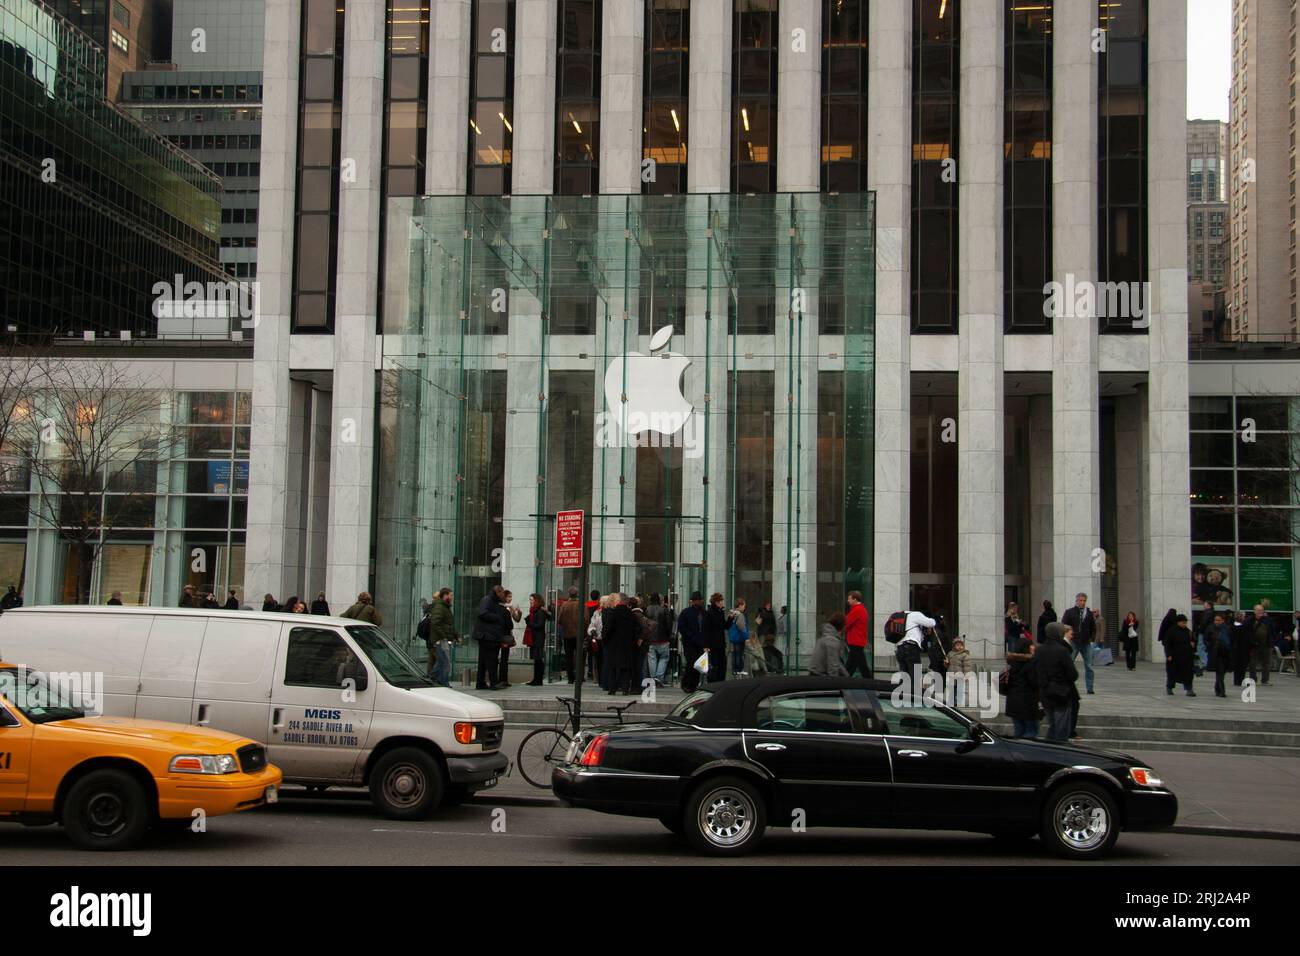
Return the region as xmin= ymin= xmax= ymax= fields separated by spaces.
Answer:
xmin=427 ymin=0 xmax=471 ymax=195
xmin=512 ymin=0 xmax=557 ymax=194
xmin=687 ymin=0 xmax=730 ymax=194
xmin=599 ymin=0 xmax=645 ymax=194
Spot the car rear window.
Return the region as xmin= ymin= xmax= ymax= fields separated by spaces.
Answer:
xmin=668 ymin=689 xmax=713 ymax=723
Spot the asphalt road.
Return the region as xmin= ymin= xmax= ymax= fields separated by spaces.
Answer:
xmin=5 ymin=789 xmax=1297 ymax=865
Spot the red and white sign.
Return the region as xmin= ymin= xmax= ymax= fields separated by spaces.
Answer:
xmin=554 ymin=510 xmax=585 ymax=569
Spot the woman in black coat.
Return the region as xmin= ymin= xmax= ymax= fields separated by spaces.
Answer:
xmin=1118 ymin=612 xmax=1140 ymax=670
xmin=703 ymin=594 xmax=728 ymax=683
xmin=1005 ymin=636 xmax=1041 ymax=738
xmin=1155 ymin=608 xmax=1178 ymax=647
xmin=1164 ymin=614 xmax=1196 ymax=696
xmin=601 ymin=600 xmax=639 ymax=695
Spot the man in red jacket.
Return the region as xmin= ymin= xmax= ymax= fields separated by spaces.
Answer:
xmin=844 ymin=591 xmax=871 ymax=677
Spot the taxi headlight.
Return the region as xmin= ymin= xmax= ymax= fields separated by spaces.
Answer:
xmin=170 ymin=754 xmax=239 ymax=774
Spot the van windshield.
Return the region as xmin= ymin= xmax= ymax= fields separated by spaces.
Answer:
xmin=345 ymin=626 xmax=435 ymax=689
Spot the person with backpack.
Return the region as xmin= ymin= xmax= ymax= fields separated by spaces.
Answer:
xmin=843 ymin=591 xmax=871 ymax=677
xmin=727 ymin=599 xmax=750 ymax=678
xmin=889 ymin=609 xmax=936 ymax=683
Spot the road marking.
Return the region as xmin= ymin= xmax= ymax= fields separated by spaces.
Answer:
xmin=370 ymin=827 xmax=611 ymax=840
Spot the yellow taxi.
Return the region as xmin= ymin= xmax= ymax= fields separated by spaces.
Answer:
xmin=0 ymin=662 xmax=282 ymax=850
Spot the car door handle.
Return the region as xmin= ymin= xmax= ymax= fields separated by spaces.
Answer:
xmin=897 ymin=749 xmax=928 ymax=758
xmin=753 ymin=743 xmax=786 ymax=752
xmin=196 ymin=703 xmax=210 ymax=726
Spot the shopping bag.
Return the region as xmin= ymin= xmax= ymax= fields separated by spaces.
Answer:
xmin=694 ymin=650 xmax=710 ymax=673
xmin=1093 ymin=646 xmax=1113 ymax=666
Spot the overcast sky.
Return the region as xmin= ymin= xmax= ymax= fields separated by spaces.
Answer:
xmin=1187 ymin=0 xmax=1231 ymax=121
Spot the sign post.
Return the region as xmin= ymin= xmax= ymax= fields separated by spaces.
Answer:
xmin=554 ymin=510 xmax=586 ymax=731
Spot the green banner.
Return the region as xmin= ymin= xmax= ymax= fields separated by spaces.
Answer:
xmin=1237 ymin=558 xmax=1295 ymax=613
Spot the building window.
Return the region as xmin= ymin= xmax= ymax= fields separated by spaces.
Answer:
xmin=469 ymin=0 xmax=515 ymax=195
xmin=732 ymin=0 xmax=778 ymax=193
xmin=821 ymin=0 xmax=867 ymax=193
xmin=1097 ymin=0 xmax=1147 ymax=333
xmin=112 ymin=1 xmax=131 ymax=29
xmin=1004 ymin=0 xmax=1052 ymax=333
xmin=642 ymin=0 xmax=689 ymax=195
xmin=110 ymin=29 xmax=129 ymax=55
xmin=384 ymin=0 xmax=430 ymax=198
xmin=911 ymin=0 xmax=959 ymax=333
xmin=555 ymin=0 xmax=601 ymax=195
xmin=292 ymin=0 xmax=347 ymax=332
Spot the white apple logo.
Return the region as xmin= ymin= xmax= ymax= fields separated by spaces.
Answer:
xmin=603 ymin=326 xmax=694 ymax=437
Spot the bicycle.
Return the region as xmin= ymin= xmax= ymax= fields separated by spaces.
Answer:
xmin=515 ymin=695 xmax=637 ymax=789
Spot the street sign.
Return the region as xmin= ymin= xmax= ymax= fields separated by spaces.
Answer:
xmin=554 ymin=509 xmax=584 ymax=568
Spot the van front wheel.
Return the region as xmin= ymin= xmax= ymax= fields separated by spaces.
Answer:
xmin=370 ymin=748 xmax=444 ymax=820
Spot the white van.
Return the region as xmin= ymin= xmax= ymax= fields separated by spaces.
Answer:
xmin=0 ymin=607 xmax=507 ymax=819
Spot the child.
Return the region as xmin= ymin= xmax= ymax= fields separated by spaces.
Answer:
xmin=947 ymin=636 xmax=975 ymax=707
xmin=744 ymin=630 xmax=768 ymax=676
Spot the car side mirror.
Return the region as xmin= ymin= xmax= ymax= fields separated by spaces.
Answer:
xmin=341 ymin=660 xmax=369 ymax=693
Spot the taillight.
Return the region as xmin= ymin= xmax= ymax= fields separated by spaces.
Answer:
xmin=579 ymin=733 xmax=608 ymax=767
xmin=454 ymin=722 xmax=478 ymax=744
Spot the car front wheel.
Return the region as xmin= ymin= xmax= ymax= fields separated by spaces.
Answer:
xmin=684 ymin=776 xmax=767 ymax=856
xmin=370 ymin=747 xmax=445 ymax=820
xmin=63 ymin=769 xmax=151 ymax=851
xmin=1040 ymin=781 xmax=1119 ymax=859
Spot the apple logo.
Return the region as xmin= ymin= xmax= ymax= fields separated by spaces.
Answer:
xmin=603 ymin=326 xmax=694 ymax=438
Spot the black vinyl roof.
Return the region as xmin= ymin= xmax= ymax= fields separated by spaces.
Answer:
xmin=681 ymin=676 xmax=896 ymax=727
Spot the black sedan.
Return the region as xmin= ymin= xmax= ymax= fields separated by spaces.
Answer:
xmin=551 ymin=676 xmax=1178 ymax=858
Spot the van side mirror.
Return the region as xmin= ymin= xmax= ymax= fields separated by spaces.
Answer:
xmin=341 ymin=660 xmax=369 ymax=693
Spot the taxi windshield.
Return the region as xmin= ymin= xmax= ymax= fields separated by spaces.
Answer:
xmin=345 ymin=626 xmax=435 ymax=689
xmin=0 ymin=666 xmax=87 ymax=724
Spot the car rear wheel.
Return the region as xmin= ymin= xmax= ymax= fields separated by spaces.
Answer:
xmin=684 ymin=776 xmax=767 ymax=856
xmin=1040 ymin=781 xmax=1119 ymax=859
xmin=63 ymin=769 xmax=150 ymax=851
xmin=370 ymin=747 xmax=445 ymax=820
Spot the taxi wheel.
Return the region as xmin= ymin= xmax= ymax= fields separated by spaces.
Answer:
xmin=1040 ymin=781 xmax=1119 ymax=860
xmin=370 ymin=747 xmax=445 ymax=820
xmin=684 ymin=775 xmax=767 ymax=856
xmin=63 ymin=769 xmax=150 ymax=851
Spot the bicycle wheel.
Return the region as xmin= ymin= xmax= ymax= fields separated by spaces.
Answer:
xmin=516 ymin=728 xmax=571 ymax=789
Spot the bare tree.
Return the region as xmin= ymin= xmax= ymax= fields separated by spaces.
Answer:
xmin=13 ymin=360 xmax=171 ymax=604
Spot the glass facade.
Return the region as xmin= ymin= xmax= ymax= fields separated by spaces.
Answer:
xmin=1097 ymin=0 xmax=1146 ymax=333
xmin=0 ymin=0 xmax=225 ymax=338
xmin=292 ymin=0 xmax=346 ymax=332
xmin=911 ymin=0 xmax=959 ymax=333
xmin=1003 ymin=0 xmax=1052 ymax=333
xmin=0 ymin=388 xmax=251 ymax=606
xmin=377 ymin=193 xmax=875 ymax=671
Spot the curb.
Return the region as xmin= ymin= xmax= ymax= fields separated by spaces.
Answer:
xmin=1169 ymin=824 xmax=1300 ymax=842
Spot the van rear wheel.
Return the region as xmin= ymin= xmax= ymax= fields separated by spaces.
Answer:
xmin=370 ymin=748 xmax=444 ymax=820
xmin=63 ymin=769 xmax=150 ymax=851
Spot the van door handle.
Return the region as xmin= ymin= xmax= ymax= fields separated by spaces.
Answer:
xmin=753 ymin=743 xmax=786 ymax=752
xmin=897 ymin=749 xmax=928 ymax=758
xmin=196 ymin=703 xmax=210 ymax=726
xmin=271 ymin=708 xmax=284 ymax=732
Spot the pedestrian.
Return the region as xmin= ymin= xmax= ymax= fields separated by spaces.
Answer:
xmin=498 ymin=590 xmax=522 ymax=688
xmin=310 ymin=591 xmax=330 ymax=615
xmin=776 ymin=604 xmax=789 ymax=653
xmin=1004 ymin=634 xmax=1041 ymax=738
xmin=644 ymin=593 xmax=673 ymax=687
xmin=203 ymin=592 xmax=221 ymax=609
xmin=1060 ymin=592 xmax=1097 ymax=694
xmin=0 ymin=585 xmax=20 ymax=612
xmin=810 ymin=613 xmax=849 ymax=677
xmin=1247 ymin=604 xmax=1278 ymax=685
xmin=261 ymin=593 xmax=279 ymax=613
xmin=843 ymin=590 xmax=871 ymax=677
xmin=223 ymin=588 xmax=240 ymax=610
xmin=340 ymin=591 xmax=382 ymax=625
xmin=1005 ymin=602 xmax=1026 ymax=654
xmin=677 ymin=592 xmax=706 ymax=692
xmin=1210 ymin=612 xmax=1232 ymax=698
xmin=556 ymin=587 xmax=583 ymax=683
xmin=472 ymin=585 xmax=507 ymax=690
xmin=1164 ymin=613 xmax=1197 ymax=696
xmin=754 ymin=599 xmax=777 ymax=648
xmin=1156 ymin=607 xmax=1178 ymax=646
xmin=701 ymin=593 xmax=727 ymax=683
xmin=726 ymin=599 xmax=749 ymax=677
xmin=1119 ymin=612 xmax=1140 ymax=670
xmin=631 ymin=596 xmax=653 ymax=685
xmin=1198 ymin=606 xmax=1218 ymax=673
xmin=1036 ymin=599 xmax=1056 ymax=643
xmin=744 ymin=626 xmax=768 ymax=675
xmin=585 ymin=589 xmax=603 ymax=682
xmin=425 ymin=587 xmax=458 ymax=687
xmin=1229 ymin=610 xmax=1250 ymax=685
xmin=895 ymin=609 xmax=936 ymax=683
xmin=524 ymin=592 xmax=550 ymax=686
xmin=280 ymin=595 xmax=301 ymax=613
xmin=947 ymin=635 xmax=974 ymax=704
xmin=1036 ymin=622 xmax=1079 ymax=743
xmin=602 ymin=594 xmax=639 ymax=695
xmin=106 ymin=591 xmax=123 ymax=606
xmin=178 ymin=584 xmax=196 ymax=608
